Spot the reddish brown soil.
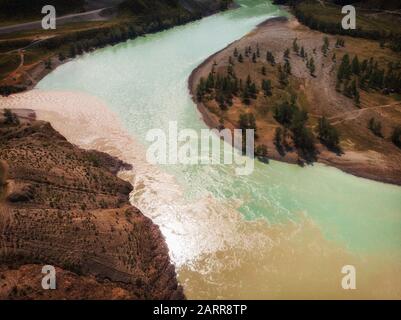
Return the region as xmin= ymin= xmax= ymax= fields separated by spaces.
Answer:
xmin=189 ymin=17 xmax=401 ymax=185
xmin=0 ymin=111 xmax=184 ymax=300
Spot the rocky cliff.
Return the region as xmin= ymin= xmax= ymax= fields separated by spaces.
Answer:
xmin=0 ymin=110 xmax=184 ymax=300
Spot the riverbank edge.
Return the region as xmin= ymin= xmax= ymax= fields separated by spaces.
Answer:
xmin=0 ymin=4 xmax=235 ymax=300
xmin=188 ymin=15 xmax=401 ymax=187
xmin=0 ymin=110 xmax=185 ymax=300
xmin=1 ymin=2 xmax=238 ymax=95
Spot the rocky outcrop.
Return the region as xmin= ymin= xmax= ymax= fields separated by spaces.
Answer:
xmin=0 ymin=112 xmax=184 ymax=300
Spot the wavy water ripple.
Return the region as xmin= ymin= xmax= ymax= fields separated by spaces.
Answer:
xmin=1 ymin=0 xmax=399 ymax=299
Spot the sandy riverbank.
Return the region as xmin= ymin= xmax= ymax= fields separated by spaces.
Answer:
xmin=188 ymin=16 xmax=401 ymax=186
xmin=0 ymin=100 xmax=185 ymax=300
xmin=1 ymin=9 xmax=401 ymax=299
xmin=1 ymin=60 xmax=400 ymax=301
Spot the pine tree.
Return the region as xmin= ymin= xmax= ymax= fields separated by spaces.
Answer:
xmin=69 ymin=45 xmax=77 ymax=58
xmin=309 ymin=57 xmax=316 ymax=76
xmin=361 ymin=59 xmax=368 ymax=73
xmin=274 ymin=127 xmax=283 ymax=150
xmin=242 ymin=87 xmax=251 ymax=105
xmin=359 ymin=74 xmax=368 ymax=90
xmin=45 ymin=59 xmax=52 ymax=69
xmin=351 ymin=55 xmax=360 ymax=75
xmin=354 ymin=90 xmax=360 ymax=107
xmin=234 ymin=47 xmax=239 ymax=57
xmin=58 ymin=52 xmax=66 ymax=61
xmin=196 ymin=78 xmax=206 ymax=101
xmin=292 ymin=38 xmax=299 ymax=55
xmin=76 ymin=42 xmax=83 ymax=55
xmin=255 ymin=144 xmax=268 ymax=158
xmin=273 ymin=101 xmax=297 ymax=127
xmin=336 ymin=38 xmax=345 ymax=48
xmin=284 ymin=48 xmax=290 ymax=60
xmin=206 ymin=72 xmax=215 ymax=92
xmin=262 ymin=79 xmax=272 ymax=96
xmin=227 ymin=65 xmax=234 ymax=76
xmin=266 ymin=51 xmax=275 ymax=66
xmin=3 ymin=109 xmax=19 ymax=125
xmin=284 ymin=59 xmax=292 ymax=75
xmin=246 ymin=75 xmax=252 ymax=88
xmin=351 ymin=79 xmax=358 ymax=96
xmin=338 ymin=54 xmax=351 ymax=80
xmin=300 ymin=47 xmax=306 ymax=58
xmin=317 ymin=116 xmax=340 ymax=150
xmin=321 ymin=37 xmax=329 ymax=56
xmin=324 ymin=36 xmax=330 ymax=49
xmin=239 ymin=113 xmax=256 ymax=131
xmin=278 ymin=65 xmax=288 ymax=86
xmin=290 ymin=109 xmax=316 ymax=159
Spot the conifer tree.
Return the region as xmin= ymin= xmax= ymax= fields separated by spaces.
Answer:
xmin=292 ymin=38 xmax=299 ymax=55
xmin=284 ymin=48 xmax=290 ymax=60
xmin=308 ymin=57 xmax=316 ymax=76
xmin=69 ymin=45 xmax=77 ymax=58
xmin=351 ymin=55 xmax=360 ymax=75
xmin=239 ymin=113 xmax=256 ymax=131
xmin=338 ymin=54 xmax=351 ymax=80
xmin=284 ymin=59 xmax=292 ymax=75
xmin=300 ymin=47 xmax=305 ymax=58
xmin=278 ymin=65 xmax=288 ymax=86
xmin=266 ymin=51 xmax=275 ymax=66
xmin=262 ymin=79 xmax=272 ymax=96
xmin=317 ymin=116 xmax=340 ymax=150
xmin=274 ymin=127 xmax=283 ymax=151
xmin=234 ymin=47 xmax=239 ymax=57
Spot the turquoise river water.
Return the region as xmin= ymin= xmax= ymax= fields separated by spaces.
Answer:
xmin=33 ymin=0 xmax=401 ymax=298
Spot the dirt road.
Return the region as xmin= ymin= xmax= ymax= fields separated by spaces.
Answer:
xmin=0 ymin=8 xmax=112 ymax=35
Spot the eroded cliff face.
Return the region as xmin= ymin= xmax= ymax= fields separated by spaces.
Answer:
xmin=0 ymin=111 xmax=184 ymax=300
